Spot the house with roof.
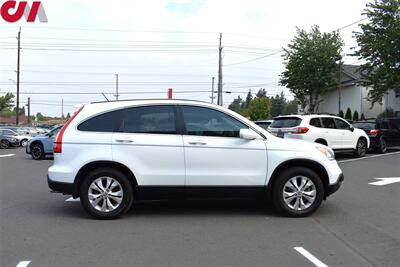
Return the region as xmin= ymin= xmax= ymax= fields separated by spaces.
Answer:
xmin=316 ymin=64 xmax=400 ymax=118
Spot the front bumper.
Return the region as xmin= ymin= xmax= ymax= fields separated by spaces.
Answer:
xmin=326 ymin=173 xmax=344 ymax=196
xmin=47 ymin=175 xmax=74 ymax=195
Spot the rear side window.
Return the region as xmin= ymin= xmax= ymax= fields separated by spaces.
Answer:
xmin=78 ymin=109 xmax=122 ymax=132
xmin=270 ymin=117 xmax=302 ymax=128
xmin=122 ymin=105 xmax=176 ymax=134
xmin=321 ymin=118 xmax=335 ymax=129
xmin=310 ymin=118 xmax=322 ymax=128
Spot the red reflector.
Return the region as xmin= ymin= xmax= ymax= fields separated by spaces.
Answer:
xmin=370 ymin=129 xmax=380 ymax=137
xmin=54 ymin=105 xmax=84 ymax=153
xmin=291 ymin=127 xmax=309 ymax=134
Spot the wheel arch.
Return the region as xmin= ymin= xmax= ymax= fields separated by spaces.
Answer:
xmin=73 ymin=161 xmax=137 ymax=198
xmin=314 ymin=138 xmax=328 ymax=146
xmin=267 ymin=159 xmax=330 ymax=200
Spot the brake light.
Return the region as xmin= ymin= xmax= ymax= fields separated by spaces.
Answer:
xmin=370 ymin=129 xmax=380 ymax=137
xmin=54 ymin=105 xmax=84 ymax=153
xmin=291 ymin=127 xmax=309 ymax=134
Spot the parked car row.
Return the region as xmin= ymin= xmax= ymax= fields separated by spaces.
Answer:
xmin=0 ymin=133 xmax=20 ymax=149
xmin=258 ymin=114 xmax=399 ymax=157
xmin=26 ymin=125 xmax=63 ymax=160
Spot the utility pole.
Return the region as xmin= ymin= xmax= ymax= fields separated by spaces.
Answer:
xmin=338 ymin=62 xmax=342 ymax=115
xmin=115 ymin=74 xmax=119 ymax=101
xmin=211 ymin=76 xmax=215 ymax=104
xmin=26 ymin=97 xmax=30 ymax=125
xmin=217 ymin=33 xmax=223 ymax=106
xmin=61 ymin=98 xmax=64 ymax=119
xmin=16 ymin=27 xmax=21 ymax=125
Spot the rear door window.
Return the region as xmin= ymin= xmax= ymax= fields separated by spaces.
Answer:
xmin=321 ymin=118 xmax=336 ymax=129
xmin=122 ymin=105 xmax=176 ymax=134
xmin=270 ymin=117 xmax=302 ymax=128
xmin=310 ymin=118 xmax=322 ymax=128
xmin=78 ymin=109 xmax=123 ymax=132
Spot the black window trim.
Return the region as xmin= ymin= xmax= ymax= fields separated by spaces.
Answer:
xmin=177 ymin=104 xmax=266 ymax=139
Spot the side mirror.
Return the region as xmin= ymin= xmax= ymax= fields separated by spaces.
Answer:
xmin=349 ymin=126 xmax=354 ymax=132
xmin=240 ymin=128 xmax=259 ymax=140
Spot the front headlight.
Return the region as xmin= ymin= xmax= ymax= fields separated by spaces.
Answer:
xmin=316 ymin=146 xmax=335 ymax=160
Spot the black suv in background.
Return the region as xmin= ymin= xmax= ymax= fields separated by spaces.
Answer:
xmin=353 ymin=118 xmax=400 ymax=153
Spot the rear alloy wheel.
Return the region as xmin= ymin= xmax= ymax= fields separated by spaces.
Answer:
xmin=31 ymin=143 xmax=44 ymax=160
xmin=375 ymin=137 xmax=387 ymax=154
xmin=0 ymin=140 xmax=10 ymax=149
xmin=354 ymin=138 xmax=367 ymax=158
xmin=80 ymin=168 xmax=133 ymax=219
xmin=20 ymin=139 xmax=28 ymax=147
xmin=273 ymin=167 xmax=324 ymax=217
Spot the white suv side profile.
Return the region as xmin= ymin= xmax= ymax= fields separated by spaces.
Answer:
xmin=48 ymin=100 xmax=344 ymax=219
xmin=268 ymin=114 xmax=370 ymax=158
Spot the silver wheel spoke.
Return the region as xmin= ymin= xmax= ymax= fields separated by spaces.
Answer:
xmin=88 ymin=177 xmax=124 ymax=213
xmin=283 ymin=176 xmax=316 ymax=211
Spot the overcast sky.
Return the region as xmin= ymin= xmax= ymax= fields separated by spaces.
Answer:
xmin=0 ymin=0 xmax=369 ymax=116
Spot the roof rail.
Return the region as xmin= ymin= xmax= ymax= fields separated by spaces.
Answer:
xmin=90 ymin=98 xmax=214 ymax=105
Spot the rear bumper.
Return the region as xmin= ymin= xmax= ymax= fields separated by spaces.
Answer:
xmin=47 ymin=175 xmax=74 ymax=195
xmin=327 ymin=173 xmax=344 ymax=196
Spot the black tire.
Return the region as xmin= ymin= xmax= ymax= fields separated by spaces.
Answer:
xmin=80 ymin=168 xmax=134 ymax=220
xmin=0 ymin=139 xmax=10 ymax=149
xmin=31 ymin=143 xmax=44 ymax=160
xmin=272 ymin=167 xmax=324 ymax=217
xmin=20 ymin=139 xmax=28 ymax=147
xmin=353 ymin=138 xmax=367 ymax=158
xmin=375 ymin=137 xmax=387 ymax=154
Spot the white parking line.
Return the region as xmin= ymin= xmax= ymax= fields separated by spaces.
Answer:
xmin=294 ymin=247 xmax=328 ymax=267
xmin=337 ymin=151 xmax=400 ymax=163
xmin=16 ymin=261 xmax=31 ymax=267
xmin=65 ymin=197 xmax=80 ymax=202
xmin=0 ymin=154 xmax=15 ymax=158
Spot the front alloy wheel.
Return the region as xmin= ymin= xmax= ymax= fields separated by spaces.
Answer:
xmin=20 ymin=139 xmax=28 ymax=147
xmin=354 ymin=138 xmax=367 ymax=158
xmin=273 ymin=167 xmax=324 ymax=217
xmin=31 ymin=144 xmax=44 ymax=160
xmin=0 ymin=140 xmax=10 ymax=149
xmin=283 ymin=176 xmax=316 ymax=211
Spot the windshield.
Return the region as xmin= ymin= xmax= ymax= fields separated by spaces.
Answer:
xmin=270 ymin=117 xmax=302 ymax=128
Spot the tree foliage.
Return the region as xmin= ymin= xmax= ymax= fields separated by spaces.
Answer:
xmin=338 ymin=110 xmax=344 ymax=118
xmin=280 ymin=25 xmax=344 ymax=112
xmin=353 ymin=0 xmax=400 ymax=105
xmin=353 ymin=110 xmax=359 ymax=121
xmin=0 ymin=93 xmax=14 ymax=112
xmin=247 ymin=97 xmax=271 ymax=121
xmin=345 ymin=108 xmax=352 ymax=120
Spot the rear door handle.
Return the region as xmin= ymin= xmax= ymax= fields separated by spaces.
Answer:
xmin=188 ymin=141 xmax=207 ymax=145
xmin=115 ymin=139 xmax=134 ymax=143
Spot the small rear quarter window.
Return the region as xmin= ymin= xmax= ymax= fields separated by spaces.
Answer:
xmin=77 ymin=109 xmax=122 ymax=132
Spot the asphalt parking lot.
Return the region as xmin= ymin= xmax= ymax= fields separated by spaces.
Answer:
xmin=1 ymin=148 xmax=400 ymax=267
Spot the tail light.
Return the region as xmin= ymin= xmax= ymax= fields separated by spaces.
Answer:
xmin=291 ymin=127 xmax=309 ymax=134
xmin=54 ymin=105 xmax=84 ymax=153
xmin=370 ymin=129 xmax=380 ymax=137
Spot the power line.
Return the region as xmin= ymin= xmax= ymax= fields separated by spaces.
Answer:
xmin=225 ymin=51 xmax=283 ymax=66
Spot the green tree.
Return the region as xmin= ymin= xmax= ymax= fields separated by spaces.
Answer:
xmin=360 ymin=113 xmax=366 ymax=120
xmin=345 ymin=108 xmax=352 ymax=120
xmin=242 ymin=90 xmax=253 ymax=109
xmin=0 ymin=93 xmax=14 ymax=112
xmin=247 ymin=97 xmax=271 ymax=121
xmin=280 ymin=25 xmax=343 ymax=112
xmin=284 ymin=99 xmax=298 ymax=115
xmin=66 ymin=113 xmax=71 ymax=120
xmin=256 ymin=88 xmax=267 ymax=98
xmin=338 ymin=110 xmax=344 ymax=118
xmin=228 ymin=96 xmax=244 ymax=113
xmin=36 ymin=112 xmax=44 ymax=121
xmin=353 ymin=0 xmax=400 ymax=105
xmin=353 ymin=110 xmax=359 ymax=121
xmin=378 ymin=107 xmax=395 ymax=118
xmin=271 ymin=92 xmax=286 ymax=117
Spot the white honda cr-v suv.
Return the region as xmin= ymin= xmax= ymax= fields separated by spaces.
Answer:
xmin=48 ymin=100 xmax=343 ymax=219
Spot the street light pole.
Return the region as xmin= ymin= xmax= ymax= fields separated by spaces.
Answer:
xmin=16 ymin=27 xmax=21 ymax=125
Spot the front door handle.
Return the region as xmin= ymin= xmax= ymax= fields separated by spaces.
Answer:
xmin=188 ymin=141 xmax=207 ymax=145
